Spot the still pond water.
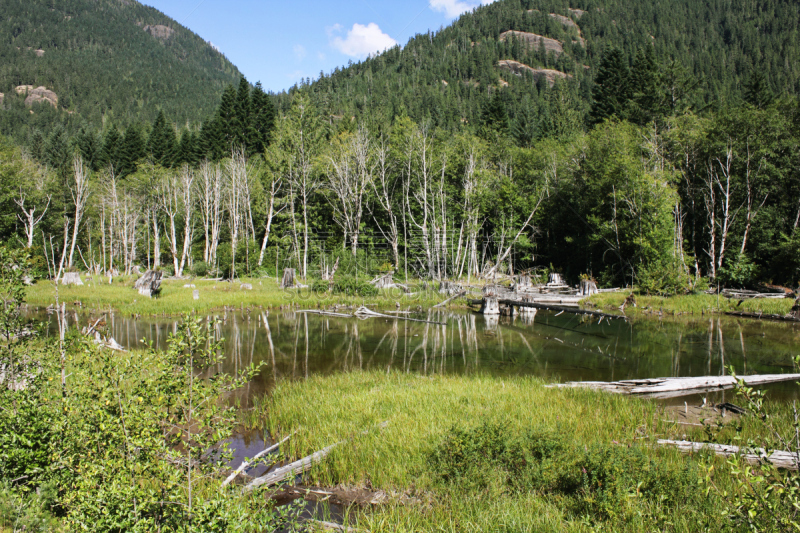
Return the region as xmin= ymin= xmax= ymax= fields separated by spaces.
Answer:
xmin=40 ymin=307 xmax=800 ymax=404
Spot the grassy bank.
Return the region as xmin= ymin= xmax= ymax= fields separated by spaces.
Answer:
xmin=584 ymin=292 xmax=795 ymax=317
xmin=255 ymin=371 xmax=792 ymax=532
xmin=25 ymin=276 xmax=443 ymax=317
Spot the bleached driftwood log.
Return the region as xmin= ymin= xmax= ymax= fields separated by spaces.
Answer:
xmin=550 ymin=374 xmax=800 ymax=399
xmin=297 ymin=310 xmax=353 ymax=318
xmin=658 ymin=440 xmax=799 ymax=470
xmin=221 ymin=433 xmax=294 ymax=488
xmin=355 ymin=306 xmax=445 ymax=325
xmin=433 ymin=290 xmax=466 ymax=308
xmin=368 ymin=272 xmax=409 ymax=293
xmin=134 ymin=270 xmax=162 ymax=297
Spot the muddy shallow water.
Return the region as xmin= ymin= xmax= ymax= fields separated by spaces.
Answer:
xmin=36 ymin=307 xmax=800 ymax=403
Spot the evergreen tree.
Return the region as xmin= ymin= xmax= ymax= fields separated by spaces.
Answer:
xmin=744 ymin=70 xmax=774 ymax=109
xmin=75 ymin=125 xmax=101 ymax=171
xmin=234 ymin=77 xmax=252 ymax=151
xmin=28 ymin=130 xmax=45 ymax=161
xmin=216 ymin=85 xmax=238 ymax=153
xmin=627 ymin=46 xmax=662 ymax=125
xmin=250 ymin=82 xmax=276 ymax=155
xmin=99 ymin=128 xmax=122 ymax=172
xmin=482 ymin=91 xmax=510 ymax=136
xmin=44 ymin=125 xmax=70 ymax=173
xmin=589 ymin=48 xmax=631 ymax=125
xmin=119 ymin=124 xmax=146 ymax=177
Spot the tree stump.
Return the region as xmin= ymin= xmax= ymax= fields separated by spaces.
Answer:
xmin=548 ymin=273 xmax=565 ymax=286
xmin=481 ymin=296 xmax=500 ymax=316
xmin=280 ymin=268 xmax=296 ymax=289
xmin=61 ymin=272 xmax=84 ymax=286
xmin=193 ymin=290 xmax=200 ymax=301
xmin=580 ymin=280 xmax=598 ymax=296
xmin=240 ymin=283 xmax=253 ymax=291
xmin=438 ymin=280 xmax=463 ymax=296
xmin=134 ymin=270 xmax=163 ymax=298
xmin=370 ymin=272 xmax=395 ymax=289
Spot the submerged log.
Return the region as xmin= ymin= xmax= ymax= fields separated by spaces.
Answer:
xmin=433 ymin=290 xmax=466 ymax=308
xmin=297 ymin=310 xmax=353 ymax=318
xmin=725 ymin=311 xmax=800 ymax=323
xmin=498 ymin=300 xmax=625 ymax=320
xmin=354 ymin=306 xmax=445 ymax=325
xmin=551 ymin=374 xmax=800 ymax=399
xmin=134 ymin=270 xmax=162 ymax=298
xmin=658 ymin=440 xmax=799 ymax=470
xmin=222 ymin=433 xmax=294 ymax=488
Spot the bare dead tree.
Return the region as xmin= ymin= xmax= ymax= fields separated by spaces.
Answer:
xmin=67 ymin=155 xmax=90 ymax=268
xmin=371 ymin=135 xmax=400 ymax=270
xmin=225 ymin=150 xmax=248 ymax=279
xmin=15 ymin=189 xmax=50 ymax=249
xmin=197 ymin=160 xmax=223 ymax=267
xmin=326 ymin=127 xmax=373 ymax=256
xmin=259 ymin=141 xmax=287 ymax=267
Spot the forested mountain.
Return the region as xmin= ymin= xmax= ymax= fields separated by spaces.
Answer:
xmin=279 ymin=0 xmax=800 ymax=141
xmin=0 ymin=0 xmax=242 ymax=143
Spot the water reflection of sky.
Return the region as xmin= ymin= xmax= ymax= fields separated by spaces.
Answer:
xmin=38 ymin=308 xmax=800 ymax=402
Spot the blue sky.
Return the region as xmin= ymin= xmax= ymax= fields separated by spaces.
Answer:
xmin=141 ymin=0 xmax=496 ymax=93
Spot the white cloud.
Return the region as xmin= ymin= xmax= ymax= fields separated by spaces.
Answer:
xmin=293 ymin=44 xmax=307 ymax=61
xmin=429 ymin=0 xmax=496 ymax=18
xmin=330 ymin=22 xmax=397 ymax=58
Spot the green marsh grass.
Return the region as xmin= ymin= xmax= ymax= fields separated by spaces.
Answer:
xmin=585 ymin=292 xmax=795 ymax=317
xmin=25 ymin=276 xmax=442 ymax=317
xmin=258 ymin=371 xmax=764 ymax=532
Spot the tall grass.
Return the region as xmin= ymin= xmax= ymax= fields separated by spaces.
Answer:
xmin=256 ymin=371 xmax=767 ymax=532
xmin=585 ymin=292 xmax=795 ymax=316
xmin=25 ymin=277 xmax=443 ymax=317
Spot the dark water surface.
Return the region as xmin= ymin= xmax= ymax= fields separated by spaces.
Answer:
xmin=36 ymin=307 xmax=800 ymax=403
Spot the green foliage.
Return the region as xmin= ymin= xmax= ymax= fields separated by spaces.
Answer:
xmin=704 ymin=365 xmax=800 ymax=532
xmin=331 ymin=276 xmax=379 ymax=297
xmin=428 ymin=421 xmax=709 ymax=527
xmin=718 ymin=252 xmax=759 ymax=288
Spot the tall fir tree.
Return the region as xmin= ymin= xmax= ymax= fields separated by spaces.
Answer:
xmin=216 ymin=85 xmax=238 ymax=154
xmin=589 ymin=48 xmax=632 ymax=125
xmin=234 ymin=77 xmax=252 ymax=152
xmin=627 ymin=46 xmax=662 ymax=125
xmin=250 ymin=82 xmax=276 ymax=156
xmin=119 ymin=124 xmax=147 ymax=177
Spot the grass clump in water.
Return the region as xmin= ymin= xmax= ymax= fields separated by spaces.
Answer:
xmin=263 ymin=371 xmax=730 ymax=532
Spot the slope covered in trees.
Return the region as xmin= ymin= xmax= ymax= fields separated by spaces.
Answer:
xmin=0 ymin=0 xmax=242 ymax=143
xmin=279 ymin=0 xmax=799 ymax=142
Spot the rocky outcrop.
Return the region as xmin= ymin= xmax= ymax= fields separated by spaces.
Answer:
xmin=16 ymin=86 xmax=58 ymax=108
xmin=496 ymin=61 xmax=572 ymax=87
xmin=34 ymin=49 xmax=45 ymax=57
xmin=499 ymin=31 xmax=563 ymax=56
xmin=567 ymin=8 xmax=586 ymax=19
xmin=549 ymin=13 xmax=585 ymax=46
xmin=144 ymin=24 xmax=174 ymax=40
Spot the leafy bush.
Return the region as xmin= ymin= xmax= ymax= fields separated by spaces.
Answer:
xmin=718 ymin=252 xmax=759 ymax=288
xmin=192 ymin=261 xmax=209 ymax=277
xmin=330 ymin=276 xmax=378 ymax=297
xmin=637 ymin=257 xmax=696 ymax=296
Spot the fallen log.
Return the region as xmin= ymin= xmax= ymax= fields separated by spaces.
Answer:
xmin=222 ymin=433 xmax=294 ymax=488
xmin=245 ymin=422 xmax=388 ymax=492
xmin=658 ymin=440 xmax=799 ymax=470
xmin=296 ymin=310 xmax=353 ymax=318
xmin=433 ymin=290 xmax=466 ymax=308
xmin=550 ymin=374 xmax=800 ymax=399
xmin=498 ymin=300 xmax=626 ymax=320
xmin=725 ymin=311 xmax=800 ymax=323
xmin=354 ymin=306 xmax=445 ymax=326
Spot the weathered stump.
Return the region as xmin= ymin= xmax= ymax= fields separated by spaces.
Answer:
xmin=134 ymin=270 xmax=163 ymax=298
xmin=481 ymin=296 xmax=500 ymax=316
xmin=193 ymin=290 xmax=200 ymax=301
xmin=516 ymin=274 xmax=532 ymax=290
xmin=580 ymin=280 xmax=598 ymax=296
xmin=61 ymin=272 xmax=84 ymax=286
xmin=240 ymin=283 xmax=253 ymax=291
xmin=439 ymin=280 xmax=463 ymax=296
xmin=548 ymin=273 xmax=565 ymax=286
xmin=280 ymin=268 xmax=296 ymax=289
xmin=370 ymin=272 xmax=395 ymax=289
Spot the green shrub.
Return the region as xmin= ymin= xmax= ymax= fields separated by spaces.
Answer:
xmin=192 ymin=261 xmax=209 ymax=277
xmin=331 ymin=276 xmax=378 ymax=297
